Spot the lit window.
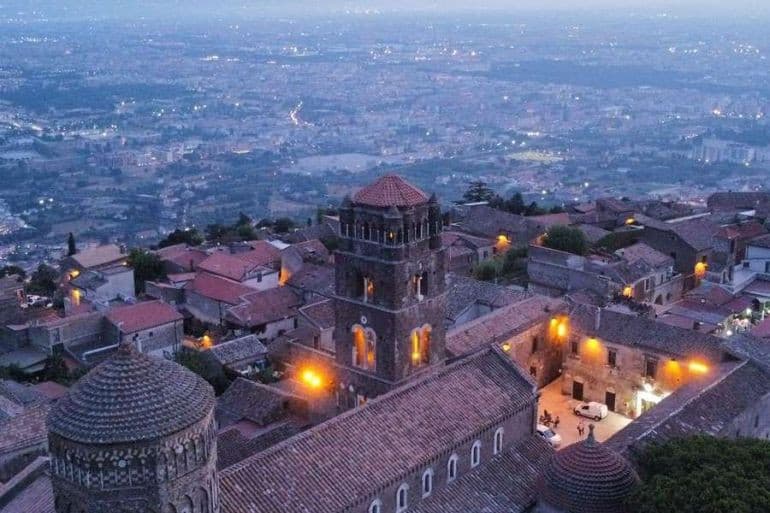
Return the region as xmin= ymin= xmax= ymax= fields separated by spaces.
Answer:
xmin=447 ymin=454 xmax=458 ymax=482
xmin=369 ymin=500 xmax=381 ymax=513
xmin=396 ymin=484 xmax=409 ymax=513
xmin=471 ymin=441 xmax=481 ymax=468
xmin=410 ymin=325 xmax=432 ymax=367
xmin=422 ymin=469 xmax=433 ymax=497
xmin=352 ymin=325 xmax=376 ymax=371
xmin=493 ymin=428 xmax=504 ymax=455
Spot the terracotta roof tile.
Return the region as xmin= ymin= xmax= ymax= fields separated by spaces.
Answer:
xmin=106 ymin=300 xmax=183 ymax=333
xmin=226 ymin=287 xmax=302 ymax=328
xmin=219 ymin=349 xmax=535 ymax=513
xmin=352 ymin=175 xmax=429 ymax=208
xmin=198 ymin=252 xmax=259 ymax=281
xmin=188 ymin=273 xmax=253 ymax=305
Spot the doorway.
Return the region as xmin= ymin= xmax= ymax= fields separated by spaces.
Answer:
xmin=605 ymin=391 xmax=616 ymax=412
xmin=572 ymin=380 xmax=584 ymax=401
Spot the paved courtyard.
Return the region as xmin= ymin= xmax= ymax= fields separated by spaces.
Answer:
xmin=538 ymin=378 xmax=632 ymax=449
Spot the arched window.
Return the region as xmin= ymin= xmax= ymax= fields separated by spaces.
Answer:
xmin=410 ymin=325 xmax=431 ymax=367
xmin=422 ymin=469 xmax=434 ymax=497
xmin=396 ymin=484 xmax=409 ymax=513
xmin=447 ymin=454 xmax=458 ymax=482
xmin=368 ymin=499 xmax=381 ymax=513
xmin=494 ymin=428 xmax=504 ymax=455
xmin=471 ymin=440 xmax=481 ymax=468
xmin=352 ymin=325 xmax=376 ymax=371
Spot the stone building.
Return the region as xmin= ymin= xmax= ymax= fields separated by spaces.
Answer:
xmin=47 ymin=343 xmax=219 ymax=513
xmin=333 ymin=175 xmax=447 ymax=403
xmin=561 ymin=306 xmax=728 ymax=418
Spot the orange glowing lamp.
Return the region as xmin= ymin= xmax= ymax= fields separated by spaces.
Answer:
xmin=622 ymin=286 xmax=634 ymax=298
xmin=688 ymin=360 xmax=709 ymax=375
xmin=501 ymin=342 xmax=511 ymax=352
xmin=556 ymin=322 xmax=568 ymax=339
xmin=694 ymin=262 xmax=708 ymax=279
xmin=301 ymin=368 xmax=323 ymax=389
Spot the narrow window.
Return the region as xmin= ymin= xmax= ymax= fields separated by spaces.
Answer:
xmin=471 ymin=441 xmax=481 ymax=468
xmin=368 ymin=500 xmax=381 ymax=513
xmin=608 ymin=349 xmax=617 ymax=368
xmin=422 ymin=469 xmax=433 ymax=497
xmin=447 ymin=454 xmax=458 ymax=482
xmin=571 ymin=340 xmax=579 ymax=355
xmin=494 ymin=428 xmax=504 ymax=455
xmin=396 ymin=484 xmax=408 ymax=513
xmin=644 ymin=357 xmax=658 ymax=378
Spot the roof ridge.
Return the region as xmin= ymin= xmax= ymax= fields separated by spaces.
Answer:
xmin=220 ymin=348 xmax=504 ymax=476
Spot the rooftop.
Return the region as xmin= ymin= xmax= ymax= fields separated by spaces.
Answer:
xmin=187 ymin=272 xmax=253 ymax=305
xmin=219 ymin=348 xmax=535 ymax=513
xmin=352 ymin=174 xmax=429 ymax=208
xmin=571 ymin=306 xmax=725 ymax=361
xmin=106 ymin=300 xmax=183 ymax=333
xmin=208 ymin=335 xmax=268 ymax=367
xmin=447 ymin=295 xmax=565 ymax=356
xmin=48 ymin=343 xmax=214 ymax=444
xmin=68 ymin=244 xmax=125 ymax=269
xmin=226 ymin=287 xmax=302 ymax=328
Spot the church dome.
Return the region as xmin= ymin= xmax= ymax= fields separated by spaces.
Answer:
xmin=353 ymin=174 xmax=429 ymax=208
xmin=48 ymin=343 xmax=215 ymax=444
xmin=539 ymin=425 xmax=639 ymax=513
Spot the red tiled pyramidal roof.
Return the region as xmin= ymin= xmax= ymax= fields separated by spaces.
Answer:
xmin=353 ymin=174 xmax=429 ymax=207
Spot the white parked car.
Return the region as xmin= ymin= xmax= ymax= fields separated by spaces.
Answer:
xmin=537 ymin=424 xmax=562 ymax=447
xmin=574 ymin=401 xmax=609 ymax=421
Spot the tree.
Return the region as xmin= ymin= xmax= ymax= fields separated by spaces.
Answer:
xmin=542 ymin=225 xmax=588 ymax=255
xmin=463 ymin=181 xmax=497 ymax=203
xmin=127 ymin=248 xmax=165 ymax=294
xmin=26 ymin=264 xmax=59 ymax=296
xmin=0 ymin=265 xmax=25 ymax=279
xmin=158 ymin=228 xmax=204 ymax=248
xmin=273 ymin=217 xmax=296 ymax=234
xmin=630 ymin=436 xmax=770 ymax=513
xmin=501 ymin=247 xmax=528 ymax=278
xmin=473 ymin=260 xmax=499 ymax=282
xmin=67 ymin=232 xmax=77 ymax=256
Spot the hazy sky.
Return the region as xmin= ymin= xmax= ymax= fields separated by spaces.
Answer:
xmin=3 ymin=0 xmax=769 ymax=20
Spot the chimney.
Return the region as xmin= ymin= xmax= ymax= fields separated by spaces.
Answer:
xmin=594 ymin=307 xmax=602 ymax=331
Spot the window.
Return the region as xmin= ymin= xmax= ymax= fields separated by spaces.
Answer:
xmin=471 ymin=441 xmax=481 ymax=468
xmin=571 ymin=340 xmax=579 ymax=355
xmin=410 ymin=325 xmax=432 ymax=367
xmin=396 ymin=484 xmax=409 ymax=513
xmin=608 ymin=349 xmax=617 ymax=368
xmin=447 ymin=454 xmax=458 ymax=482
xmin=421 ymin=469 xmax=433 ymax=497
xmin=369 ymin=500 xmax=381 ymax=513
xmin=352 ymin=325 xmax=376 ymax=371
xmin=531 ymin=336 xmax=540 ymax=353
xmin=644 ymin=356 xmax=658 ymax=378
xmin=494 ymin=428 xmax=504 ymax=455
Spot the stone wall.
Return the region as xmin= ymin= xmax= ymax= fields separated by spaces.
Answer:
xmin=50 ymin=411 xmax=220 ymax=513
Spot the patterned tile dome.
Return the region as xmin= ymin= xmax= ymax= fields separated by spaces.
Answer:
xmin=48 ymin=343 xmax=215 ymax=444
xmin=539 ymin=425 xmax=639 ymax=513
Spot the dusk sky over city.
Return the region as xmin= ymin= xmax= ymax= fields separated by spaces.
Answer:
xmin=1 ymin=1 xmax=770 ymax=513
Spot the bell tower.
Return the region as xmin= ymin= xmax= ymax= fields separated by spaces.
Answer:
xmin=334 ymin=175 xmax=447 ymax=402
